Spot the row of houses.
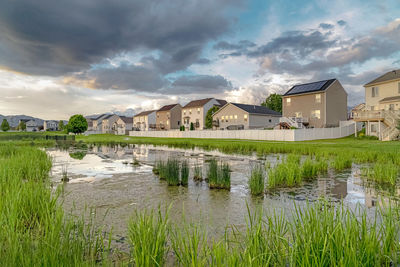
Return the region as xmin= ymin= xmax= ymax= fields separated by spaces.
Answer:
xmin=84 ymin=68 xmax=400 ymax=140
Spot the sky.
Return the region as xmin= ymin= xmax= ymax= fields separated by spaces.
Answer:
xmin=0 ymin=0 xmax=400 ymax=120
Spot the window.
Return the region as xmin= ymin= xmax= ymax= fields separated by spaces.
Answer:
xmin=371 ymin=124 xmax=377 ymax=133
xmin=315 ymin=94 xmax=321 ymax=103
xmin=197 ymin=108 xmax=200 ymax=114
xmin=183 ymin=110 xmax=186 ymax=115
xmin=221 ymin=116 xmax=224 ymax=120
xmin=371 ymin=106 xmax=375 ymax=111
xmin=286 ymin=98 xmax=291 ymax=106
xmin=234 ymin=115 xmax=237 ymax=119
xmin=189 ymin=109 xmax=192 ymax=114
xmin=166 ymin=120 xmax=169 ymax=125
xmin=244 ymin=114 xmax=248 ymax=122
xmin=371 ymin=87 xmax=379 ymax=97
xmin=389 ymin=104 xmax=395 ymax=111
xmin=230 ymin=115 xmax=233 ymax=119
xmin=311 ymin=110 xmax=321 ymax=119
xmin=295 ymin=112 xmax=302 ymax=118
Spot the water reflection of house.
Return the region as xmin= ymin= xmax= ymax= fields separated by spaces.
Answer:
xmin=317 ymin=179 xmax=348 ymax=200
xmin=364 ymin=187 xmax=400 ymax=208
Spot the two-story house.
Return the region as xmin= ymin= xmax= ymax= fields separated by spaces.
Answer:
xmin=114 ymin=116 xmax=133 ymax=135
xmin=282 ymin=79 xmax=348 ymax=128
xmin=182 ymin=98 xmax=226 ymax=130
xmin=101 ymin=114 xmax=120 ymax=134
xmin=353 ymin=69 xmax=400 ymax=140
xmin=156 ymin=104 xmax=182 ymax=130
xmin=212 ymin=103 xmax=281 ymax=130
xmin=133 ymin=110 xmax=157 ymax=131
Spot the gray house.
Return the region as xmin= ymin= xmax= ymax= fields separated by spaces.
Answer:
xmin=212 ymin=103 xmax=281 ymax=130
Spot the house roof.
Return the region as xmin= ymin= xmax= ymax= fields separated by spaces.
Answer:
xmin=351 ymin=103 xmax=365 ymax=111
xmin=365 ymin=69 xmax=400 ymax=86
xmin=379 ymin=96 xmax=400 ymax=103
xmin=284 ymin=79 xmax=336 ymax=96
xmin=158 ymin=104 xmax=180 ymax=112
xmin=119 ymin=116 xmax=133 ymax=123
xmin=183 ymin=98 xmax=215 ymax=108
xmin=216 ymin=99 xmax=227 ymax=106
xmin=231 ymin=103 xmax=281 ymax=116
xmin=101 ymin=114 xmax=115 ymax=120
xmin=134 ymin=110 xmax=156 ymax=117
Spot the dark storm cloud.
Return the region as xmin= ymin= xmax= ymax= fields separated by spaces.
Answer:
xmin=0 ymin=0 xmax=241 ymax=76
xmin=319 ymin=23 xmax=334 ymax=29
xmin=213 ymin=40 xmax=256 ymax=50
xmin=167 ymin=74 xmax=233 ymax=94
xmin=195 ymin=58 xmax=211 ymax=65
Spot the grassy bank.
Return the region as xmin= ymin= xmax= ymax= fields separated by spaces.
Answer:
xmin=0 ymin=144 xmax=108 ymax=266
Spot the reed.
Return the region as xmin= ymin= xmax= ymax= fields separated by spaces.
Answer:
xmin=267 ymin=155 xmax=302 ymax=189
xmin=207 ymin=158 xmax=231 ymax=189
xmin=165 ymin=158 xmax=180 ymax=186
xmin=248 ymin=164 xmax=265 ymax=196
xmin=331 ymin=154 xmax=352 ymax=171
xmin=362 ymin=162 xmax=399 ymax=185
xmin=180 ymin=160 xmax=189 ymax=186
xmin=193 ymin=165 xmax=203 ymax=181
xmin=128 ymin=207 xmax=169 ymax=267
xmin=301 ymin=157 xmax=328 ymax=180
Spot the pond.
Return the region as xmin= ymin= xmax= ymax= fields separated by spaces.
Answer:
xmin=47 ymin=144 xmax=400 ymax=252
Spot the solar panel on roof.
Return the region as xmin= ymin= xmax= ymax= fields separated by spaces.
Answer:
xmin=289 ymin=80 xmax=327 ymax=95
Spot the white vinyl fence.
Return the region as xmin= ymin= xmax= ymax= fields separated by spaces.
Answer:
xmin=129 ymin=122 xmax=362 ymax=141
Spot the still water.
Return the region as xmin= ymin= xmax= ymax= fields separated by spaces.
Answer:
xmin=47 ymin=144 xmax=400 ymax=251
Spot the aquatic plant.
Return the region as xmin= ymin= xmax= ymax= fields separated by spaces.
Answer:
xmin=301 ymin=157 xmax=328 ymax=180
xmin=165 ymin=158 xmax=181 ymax=186
xmin=180 ymin=160 xmax=189 ymax=186
xmin=248 ymin=164 xmax=265 ymax=196
xmin=331 ymin=155 xmax=352 ymax=171
xmin=207 ymin=158 xmax=231 ymax=189
xmin=193 ymin=165 xmax=203 ymax=181
xmin=128 ymin=207 xmax=169 ymax=267
xmin=61 ymin=164 xmax=69 ymax=182
xmin=362 ymin=162 xmax=399 ymax=185
xmin=268 ymin=155 xmax=302 ymax=189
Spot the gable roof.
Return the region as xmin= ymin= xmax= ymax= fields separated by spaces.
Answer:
xmin=119 ymin=116 xmax=133 ymax=123
xmin=158 ymin=104 xmax=180 ymax=112
xmin=183 ymin=98 xmax=214 ymax=108
xmin=231 ymin=103 xmax=281 ymax=116
xmin=364 ymin=69 xmax=400 ymax=86
xmin=101 ymin=114 xmax=115 ymax=120
xmin=216 ymin=99 xmax=227 ymax=106
xmin=284 ymin=79 xmax=336 ymax=96
xmin=134 ymin=110 xmax=157 ymax=117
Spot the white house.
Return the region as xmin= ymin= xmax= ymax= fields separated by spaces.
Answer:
xmin=133 ymin=110 xmax=157 ymax=131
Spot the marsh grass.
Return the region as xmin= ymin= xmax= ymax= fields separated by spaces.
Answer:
xmin=193 ymin=164 xmax=203 ymax=181
xmin=331 ymin=155 xmax=353 ymax=171
xmin=301 ymin=157 xmax=328 ymax=180
xmin=61 ymin=164 xmax=69 ymax=182
xmin=128 ymin=200 xmax=400 ymax=266
xmin=249 ymin=164 xmax=265 ymax=196
xmin=0 ymin=144 xmax=108 ymax=266
xmin=207 ymin=158 xmax=231 ymax=189
xmin=165 ymin=158 xmax=180 ymax=186
xmin=362 ymin=162 xmax=399 ymax=185
xmin=267 ymin=154 xmax=302 ymax=189
xmin=180 ymin=160 xmax=189 ymax=186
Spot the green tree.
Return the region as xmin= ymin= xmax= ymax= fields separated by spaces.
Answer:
xmin=59 ymin=120 xmax=65 ymax=131
xmin=1 ymin=119 xmax=10 ymax=132
xmin=261 ymin=93 xmax=282 ymax=113
xmin=67 ymin=115 xmax=88 ymax=134
xmin=190 ymin=122 xmax=195 ymax=131
xmin=17 ymin=121 xmax=26 ymax=131
xmin=205 ymin=106 xmax=220 ymax=129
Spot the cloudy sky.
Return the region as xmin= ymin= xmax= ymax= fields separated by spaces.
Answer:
xmin=1 ymin=0 xmax=400 ymax=119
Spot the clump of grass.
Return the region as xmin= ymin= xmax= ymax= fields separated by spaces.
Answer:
xmin=362 ymin=162 xmax=399 ymax=185
xmin=331 ymin=155 xmax=352 ymax=171
xmin=207 ymin=158 xmax=231 ymax=189
xmin=248 ymin=164 xmax=265 ymax=196
xmin=180 ymin=160 xmax=189 ymax=186
xmin=268 ymin=154 xmax=302 ymax=189
xmin=61 ymin=164 xmax=69 ymax=182
xmin=301 ymin=157 xmax=328 ymax=180
xmin=128 ymin=207 xmax=169 ymax=267
xmin=193 ymin=165 xmax=203 ymax=181
xmin=165 ymin=158 xmax=180 ymax=186
xmin=131 ymin=158 xmax=140 ymax=166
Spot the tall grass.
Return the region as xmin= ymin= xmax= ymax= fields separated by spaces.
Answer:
xmin=128 ymin=201 xmax=400 ymax=266
xmin=362 ymin=162 xmax=399 ymax=185
xmin=193 ymin=164 xmax=203 ymax=181
xmin=180 ymin=160 xmax=189 ymax=186
xmin=207 ymin=158 xmax=231 ymax=189
xmin=0 ymin=144 xmax=107 ymax=266
xmin=267 ymin=154 xmax=302 ymax=189
xmin=128 ymin=207 xmax=169 ymax=266
xmin=301 ymin=157 xmax=328 ymax=180
xmin=331 ymin=154 xmax=353 ymax=171
xmin=248 ymin=164 xmax=265 ymax=196
xmin=165 ymin=158 xmax=180 ymax=186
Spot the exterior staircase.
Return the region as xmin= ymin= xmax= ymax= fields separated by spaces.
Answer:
xmin=353 ymin=110 xmax=400 ymax=141
xmin=279 ymin=117 xmax=308 ymax=129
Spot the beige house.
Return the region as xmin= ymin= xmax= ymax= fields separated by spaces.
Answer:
xmin=101 ymin=114 xmax=120 ymax=134
xmin=212 ymin=103 xmax=281 ymax=130
xmin=133 ymin=110 xmax=157 ymax=131
xmin=349 ymin=103 xmax=365 ymax=119
xmin=156 ymin=104 xmax=182 ymax=130
xmin=182 ymin=98 xmax=226 ymax=130
xmin=114 ymin=116 xmax=133 ymax=135
xmin=282 ymin=79 xmax=347 ymax=128
xmin=353 ymin=69 xmax=400 ymax=140
xmin=92 ymin=114 xmax=110 ymax=132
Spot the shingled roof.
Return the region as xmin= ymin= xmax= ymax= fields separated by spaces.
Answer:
xmin=365 ymin=69 xmax=400 ymax=86
xmin=231 ymin=103 xmax=281 ymax=116
xmin=134 ymin=110 xmax=156 ymax=117
xmin=158 ymin=104 xmax=180 ymax=112
xmin=183 ymin=98 xmax=213 ymax=108
xmin=119 ymin=116 xmax=133 ymax=123
xmin=284 ymin=79 xmax=336 ymax=96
